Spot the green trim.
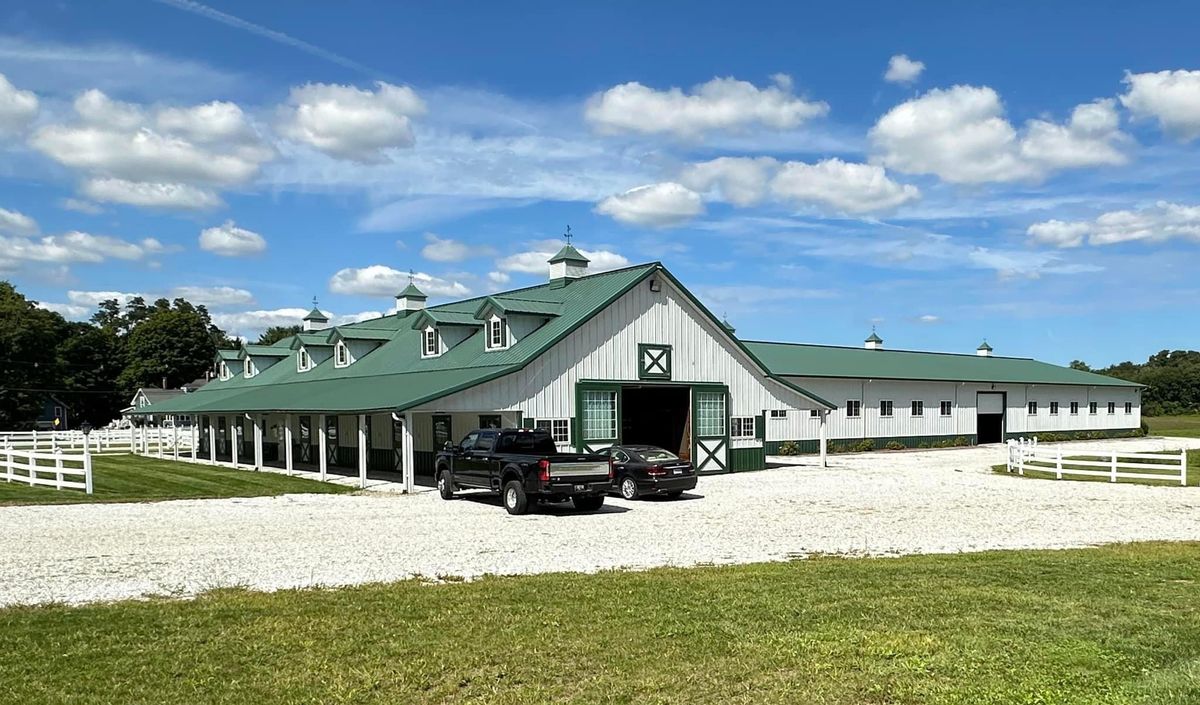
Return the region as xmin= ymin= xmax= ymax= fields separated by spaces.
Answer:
xmin=637 ymin=343 xmax=673 ymax=380
xmin=575 ymin=381 xmax=621 ymax=452
xmin=691 ymin=384 xmax=730 ymax=473
xmin=728 ymin=447 xmax=766 ymax=472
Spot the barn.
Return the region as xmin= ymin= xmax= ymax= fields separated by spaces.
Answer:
xmin=136 ymin=244 xmax=1143 ymax=489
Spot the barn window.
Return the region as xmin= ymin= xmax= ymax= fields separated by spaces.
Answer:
xmin=810 ymin=409 xmax=820 ymax=418
xmin=1027 ymin=401 xmax=1038 ymax=415
xmin=243 ymin=358 xmax=256 ymax=378
xmin=1089 ymin=402 xmax=1098 ymax=415
xmin=846 ymin=400 xmax=861 ymax=418
xmin=911 ymin=401 xmax=924 ymax=417
xmin=730 ymin=417 xmax=755 ymax=439
xmin=535 ymin=419 xmax=571 ymax=444
xmin=879 ymin=400 xmax=894 ymax=417
xmin=1070 ymin=402 xmax=1080 ymax=415
xmin=1125 ymin=402 xmax=1132 ymax=414
xmin=297 ymin=348 xmax=312 ymax=372
xmin=581 ymin=391 xmax=617 ymax=440
xmin=769 ymin=409 xmax=788 ymax=419
xmin=1107 ymin=402 xmax=1116 ymax=415
xmin=486 ymin=317 xmax=509 ymax=350
xmin=218 ymin=361 xmax=231 ymax=381
xmin=638 ymin=344 xmax=672 ymax=379
xmin=1049 ymin=401 xmax=1059 ymax=415
xmin=940 ymin=401 xmax=953 ymax=416
xmin=695 ymin=392 xmax=727 ymax=436
xmin=335 ymin=341 xmax=350 ymax=367
xmin=422 ymin=327 xmax=440 ymax=357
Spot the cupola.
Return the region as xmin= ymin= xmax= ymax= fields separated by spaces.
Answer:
xmin=976 ymin=340 xmax=994 ymax=357
xmin=302 ymin=298 xmax=329 ymax=332
xmin=864 ymin=329 xmax=884 ymax=350
xmin=394 ymin=274 xmax=428 ymax=313
xmin=548 ymin=227 xmax=589 ymax=287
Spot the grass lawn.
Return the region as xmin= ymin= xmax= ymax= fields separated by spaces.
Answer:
xmin=1 ymin=543 xmax=1199 ymax=704
xmin=994 ymin=449 xmax=1199 ymax=487
xmin=0 ymin=454 xmax=353 ymax=506
xmin=1147 ymin=415 xmax=1200 ymax=438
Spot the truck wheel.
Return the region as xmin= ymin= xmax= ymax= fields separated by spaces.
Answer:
xmin=574 ymin=495 xmax=605 ymax=512
xmin=503 ymin=480 xmax=529 ymax=515
xmin=619 ymin=475 xmax=639 ymax=501
xmin=437 ymin=469 xmax=455 ymax=500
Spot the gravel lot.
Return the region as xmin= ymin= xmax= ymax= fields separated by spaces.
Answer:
xmin=2 ymin=437 xmax=1199 ymax=607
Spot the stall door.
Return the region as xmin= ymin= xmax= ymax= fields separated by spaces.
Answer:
xmin=692 ymin=386 xmax=729 ymax=473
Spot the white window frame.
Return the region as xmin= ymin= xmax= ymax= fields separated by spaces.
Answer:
xmin=769 ymin=409 xmax=788 ymax=420
xmin=1028 ymin=401 xmax=1038 ymax=415
xmin=939 ymin=400 xmax=953 ymax=417
xmin=297 ymin=347 xmax=312 ymax=372
xmin=1070 ymin=401 xmax=1080 ymax=415
xmin=581 ymin=390 xmax=618 ymax=441
xmin=846 ymin=400 xmax=861 ymax=418
xmin=1049 ymin=401 xmax=1059 ymax=415
xmin=422 ymin=327 xmax=440 ymax=358
xmin=879 ymin=400 xmax=894 ymax=418
xmin=485 ymin=315 xmax=509 ymax=351
xmin=809 ymin=409 xmax=820 ymax=418
xmin=535 ymin=418 xmax=571 ymax=445
xmin=1107 ymin=401 xmax=1116 ymax=415
xmin=910 ymin=400 xmax=924 ymax=417
xmin=730 ymin=416 xmax=756 ymax=439
xmin=218 ymin=361 xmax=231 ymax=381
xmin=243 ymin=357 xmax=256 ymax=378
xmin=1089 ymin=401 xmax=1098 ymax=415
xmin=334 ymin=341 xmax=351 ymax=368
xmin=1125 ymin=402 xmax=1133 ymax=414
xmin=695 ymin=391 xmax=727 ymax=437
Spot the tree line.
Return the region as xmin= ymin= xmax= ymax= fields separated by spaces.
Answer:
xmin=1071 ymin=350 xmax=1200 ymax=416
xmin=0 ymin=281 xmax=300 ymax=430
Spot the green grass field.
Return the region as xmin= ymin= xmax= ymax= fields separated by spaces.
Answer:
xmin=1147 ymin=415 xmax=1200 ymax=438
xmin=0 ymin=454 xmax=352 ymax=506
xmin=1 ymin=543 xmax=1198 ymax=704
xmin=994 ymin=449 xmax=1199 ymax=487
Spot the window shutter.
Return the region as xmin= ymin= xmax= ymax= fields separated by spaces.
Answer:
xmin=754 ymin=414 xmax=765 ymax=440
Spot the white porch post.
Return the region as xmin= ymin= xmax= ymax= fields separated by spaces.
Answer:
xmin=819 ymin=410 xmax=828 ymax=468
xmin=230 ymin=418 xmax=239 ymax=468
xmin=253 ymin=414 xmax=264 ymax=470
xmin=284 ymin=414 xmax=294 ymax=475
xmin=401 ymin=412 xmax=415 ymax=494
xmin=172 ymin=425 xmax=179 ymax=461
xmin=190 ymin=424 xmax=198 ymax=461
xmin=157 ymin=426 xmax=164 ymax=459
xmin=357 ymin=413 xmax=367 ymax=489
xmin=208 ymin=417 xmax=216 ymax=464
xmin=318 ymin=414 xmax=328 ymax=481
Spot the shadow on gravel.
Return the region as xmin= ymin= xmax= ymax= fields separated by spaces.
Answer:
xmin=452 ymin=492 xmax=632 ymax=515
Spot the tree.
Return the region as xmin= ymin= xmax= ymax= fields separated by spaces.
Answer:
xmin=118 ymin=308 xmax=217 ymax=393
xmin=1068 ymin=360 xmax=1091 ymax=371
xmin=256 ymin=325 xmax=302 ymax=346
xmin=57 ymin=322 xmax=124 ymax=427
xmin=0 ymin=282 xmax=68 ymax=429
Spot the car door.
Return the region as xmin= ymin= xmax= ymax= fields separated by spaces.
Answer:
xmin=453 ymin=431 xmax=481 ymax=486
xmin=610 ymin=448 xmax=632 ymax=482
xmin=470 ymin=430 xmax=499 ymax=488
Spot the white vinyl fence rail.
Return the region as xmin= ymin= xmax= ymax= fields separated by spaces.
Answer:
xmin=1006 ymin=437 xmax=1188 ymax=486
xmin=2 ymin=446 xmax=93 ymax=494
xmin=0 ymin=427 xmax=197 ymax=459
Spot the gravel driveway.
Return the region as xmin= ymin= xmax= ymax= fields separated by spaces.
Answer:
xmin=2 ymin=437 xmax=1199 ymax=607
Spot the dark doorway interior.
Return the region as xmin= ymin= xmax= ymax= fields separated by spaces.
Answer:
xmin=977 ymin=414 xmax=1004 ymax=444
xmin=621 ymin=385 xmax=691 ymax=459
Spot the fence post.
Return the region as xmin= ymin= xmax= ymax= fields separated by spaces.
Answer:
xmin=3 ymin=438 xmax=11 ymax=483
xmin=55 ymin=448 xmax=64 ymax=490
xmin=84 ymin=441 xmax=93 ymax=494
xmin=1017 ymin=440 xmax=1025 ymax=476
xmin=157 ymin=427 xmax=164 ymax=459
xmin=1110 ymin=451 xmax=1118 ymax=483
xmin=1056 ymin=448 xmax=1063 ymax=480
xmin=1182 ymin=449 xmax=1189 ymax=487
xmin=32 ymin=429 xmax=39 ymax=452
xmin=173 ymin=425 xmax=180 ymax=462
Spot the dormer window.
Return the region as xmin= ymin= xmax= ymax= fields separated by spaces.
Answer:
xmin=334 ymin=340 xmax=350 ymax=367
xmin=297 ymin=347 xmax=313 ymax=372
xmin=244 ymin=357 xmax=256 ymax=378
xmin=422 ymin=327 xmax=440 ymax=358
xmin=486 ymin=316 xmax=509 ymax=351
xmin=218 ymin=362 xmax=231 ymax=381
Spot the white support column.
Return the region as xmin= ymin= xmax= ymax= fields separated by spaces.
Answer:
xmin=401 ymin=412 xmax=415 ymax=494
xmin=172 ymin=425 xmax=179 ymax=461
xmin=208 ymin=417 xmax=216 ymax=465
xmin=819 ymin=410 xmax=828 ymax=468
xmin=190 ymin=424 xmax=198 ymax=461
xmin=231 ymin=419 xmax=239 ymax=468
xmin=253 ymin=414 xmax=264 ymax=470
xmin=318 ymin=414 xmax=328 ymax=482
xmin=157 ymin=426 xmax=164 ymax=459
xmin=284 ymin=414 xmax=294 ymax=476
xmin=357 ymin=413 xmax=367 ymax=489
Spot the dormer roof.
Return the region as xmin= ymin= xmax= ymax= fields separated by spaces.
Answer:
xmin=241 ymin=344 xmax=290 ymax=359
xmin=410 ymin=309 xmax=482 ymax=330
xmin=289 ymin=332 xmax=334 ymax=350
xmin=473 ymin=295 xmax=563 ymax=320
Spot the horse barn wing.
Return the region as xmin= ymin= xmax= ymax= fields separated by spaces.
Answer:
xmin=134 ymin=245 xmax=1143 ymax=490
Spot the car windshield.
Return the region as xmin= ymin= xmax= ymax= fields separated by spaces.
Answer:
xmin=639 ymin=449 xmax=679 ymax=462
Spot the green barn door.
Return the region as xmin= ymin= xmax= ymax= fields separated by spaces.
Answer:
xmin=576 ymin=383 xmax=621 ymax=453
xmin=692 ymin=385 xmax=729 ymax=473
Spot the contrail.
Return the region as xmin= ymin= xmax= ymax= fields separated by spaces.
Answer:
xmin=150 ymin=0 xmax=385 ymax=79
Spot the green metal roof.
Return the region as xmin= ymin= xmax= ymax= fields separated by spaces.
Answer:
xmin=977 ymin=340 xmax=993 ymax=351
xmin=242 ymin=344 xmax=290 ymax=358
xmin=303 ymin=307 xmax=328 ymax=321
xmin=216 ymin=349 xmax=242 ymax=362
xmin=548 ymin=243 xmax=589 ymax=264
xmin=743 ymin=341 xmax=1143 ymax=388
xmin=290 ymin=332 xmax=333 ymax=349
xmin=332 ymin=327 xmax=395 ymax=342
xmin=865 ymin=331 xmax=883 ymax=343
xmin=474 ymin=296 xmax=562 ymax=319
xmin=397 ymin=282 xmax=427 ymax=299
xmin=410 ymin=309 xmax=483 ymax=329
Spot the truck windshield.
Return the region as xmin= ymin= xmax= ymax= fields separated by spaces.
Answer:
xmin=497 ymin=432 xmax=558 ymax=454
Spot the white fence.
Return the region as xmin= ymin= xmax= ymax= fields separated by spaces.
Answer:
xmin=2 ymin=446 xmax=93 ymax=494
xmin=0 ymin=427 xmax=198 ymax=458
xmin=1006 ymin=437 xmax=1188 ymax=486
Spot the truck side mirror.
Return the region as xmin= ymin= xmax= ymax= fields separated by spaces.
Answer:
xmin=443 ymin=441 xmax=455 ymax=452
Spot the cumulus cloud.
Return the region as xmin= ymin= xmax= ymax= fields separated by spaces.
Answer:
xmin=594 ymin=182 xmax=704 ymax=227
xmin=680 ymin=156 xmax=778 ymax=207
xmin=278 ymin=81 xmax=427 ymax=162
xmin=29 ymin=89 xmax=272 ymax=209
xmin=1027 ymin=201 xmax=1200 ymax=248
xmin=870 ymin=86 xmax=1129 ymax=183
xmin=0 ymin=231 xmax=166 ymax=264
xmin=328 ymin=265 xmax=471 ymax=298
xmin=917 ymin=314 xmax=941 ymax=323
xmin=59 ymin=198 xmax=104 ymax=215
xmin=36 ymin=301 xmax=92 ymax=320
xmin=169 ymin=285 xmax=255 ymax=306
xmin=420 ymin=233 xmax=492 ymax=262
xmin=585 ymin=75 xmax=828 ymax=139
xmin=0 ymin=206 xmax=37 ymax=237
xmin=199 ymin=221 xmax=267 ymax=257
xmin=487 ymin=271 xmax=511 ymax=286
xmin=495 ymin=240 xmax=630 ymax=275
xmin=770 ymin=158 xmax=920 ymax=213
xmin=0 ymin=72 xmax=38 ymax=137
xmin=1120 ymin=69 xmax=1200 ymax=141
xmin=884 ymin=55 xmax=925 ymax=84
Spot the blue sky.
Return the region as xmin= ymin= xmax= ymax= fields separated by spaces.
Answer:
xmin=2 ymin=0 xmax=1198 ymax=366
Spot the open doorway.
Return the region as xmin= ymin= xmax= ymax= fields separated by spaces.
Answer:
xmin=976 ymin=392 xmax=1006 ymax=444
xmin=621 ymin=385 xmax=691 ymax=459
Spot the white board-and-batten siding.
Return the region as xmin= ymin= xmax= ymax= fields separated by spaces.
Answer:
xmin=414 ymin=274 xmax=820 ymax=423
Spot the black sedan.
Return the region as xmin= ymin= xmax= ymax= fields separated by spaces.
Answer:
xmin=599 ymin=445 xmax=697 ymax=500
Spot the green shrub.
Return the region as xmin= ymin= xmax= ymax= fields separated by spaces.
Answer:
xmin=851 ymin=439 xmax=875 ymax=453
xmin=952 ymin=436 xmax=970 ymax=447
xmin=885 ymin=441 xmax=906 ymax=451
xmin=777 ymin=441 xmax=802 ymax=456
xmin=1140 ymin=419 xmax=1150 ymax=436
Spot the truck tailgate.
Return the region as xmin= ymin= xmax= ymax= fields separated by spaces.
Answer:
xmin=548 ymin=461 xmax=610 ymax=479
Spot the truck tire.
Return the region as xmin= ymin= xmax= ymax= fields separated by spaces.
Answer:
xmin=574 ymin=495 xmax=605 ymax=512
xmin=437 ymin=469 xmax=455 ymax=500
xmin=503 ymin=479 xmax=529 ymax=515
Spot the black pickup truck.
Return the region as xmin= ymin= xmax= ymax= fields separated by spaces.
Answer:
xmin=435 ymin=428 xmax=612 ymax=515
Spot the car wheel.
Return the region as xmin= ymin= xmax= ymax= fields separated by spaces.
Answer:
xmin=574 ymin=494 xmax=605 ymax=512
xmin=619 ymin=475 xmax=639 ymax=501
xmin=503 ymin=480 xmax=529 ymax=515
xmin=437 ymin=469 xmax=455 ymax=500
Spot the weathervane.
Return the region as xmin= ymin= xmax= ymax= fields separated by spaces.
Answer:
xmin=312 ymin=295 xmax=319 ymax=308
xmin=408 ymin=268 xmax=416 ymax=284
xmin=564 ymin=225 xmax=573 ymax=245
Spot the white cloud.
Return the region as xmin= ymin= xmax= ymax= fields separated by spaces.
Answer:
xmin=0 ymin=231 xmax=165 ymax=264
xmin=917 ymin=314 xmax=941 ymax=323
xmin=1120 ymin=69 xmax=1200 ymax=141
xmin=680 ymin=157 xmax=778 ymax=207
xmin=420 ymin=233 xmax=491 ymax=262
xmin=278 ymin=81 xmax=427 ymax=162
xmin=66 ymin=289 xmax=144 ymax=306
xmin=0 ymin=72 xmax=38 ymax=136
xmin=1027 ymin=201 xmax=1200 ymax=248
xmin=870 ymin=86 xmax=1129 ymax=183
xmin=83 ymin=178 xmax=222 ymax=210
xmin=169 ymin=285 xmax=255 ymax=306
xmin=199 ymin=221 xmax=267 ymax=257
xmin=0 ymin=206 xmax=37 ymax=237
xmin=487 ymin=271 xmax=511 ymax=286
xmin=884 ymin=55 xmax=925 ymax=84
xmin=496 ymin=240 xmax=630 ymax=275
xmin=59 ymin=198 xmax=104 ymax=215
xmin=328 ymin=265 xmax=471 ymax=298
xmin=696 ymin=285 xmax=838 ymax=315
xmin=211 ymin=308 xmax=310 ymax=335
xmin=36 ymin=301 xmax=92 ymax=320
xmin=594 ymin=182 xmax=704 ymax=227
xmin=585 ymin=75 xmax=828 ymax=139
xmin=770 ymin=158 xmax=920 ymax=214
